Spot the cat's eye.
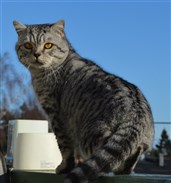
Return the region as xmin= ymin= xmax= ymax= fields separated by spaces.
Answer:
xmin=44 ymin=43 xmax=53 ymax=49
xmin=24 ymin=43 xmax=33 ymax=49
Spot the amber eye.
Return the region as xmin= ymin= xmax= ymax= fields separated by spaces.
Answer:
xmin=24 ymin=43 xmax=33 ymax=49
xmin=44 ymin=43 xmax=53 ymax=49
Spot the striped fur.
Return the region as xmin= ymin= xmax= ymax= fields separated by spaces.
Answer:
xmin=14 ymin=20 xmax=154 ymax=183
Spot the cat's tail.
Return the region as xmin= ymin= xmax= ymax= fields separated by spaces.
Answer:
xmin=64 ymin=130 xmax=150 ymax=183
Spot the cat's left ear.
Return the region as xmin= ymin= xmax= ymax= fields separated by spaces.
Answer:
xmin=13 ymin=20 xmax=27 ymax=36
xmin=51 ymin=20 xmax=65 ymax=37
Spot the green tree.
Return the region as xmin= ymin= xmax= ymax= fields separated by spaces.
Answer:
xmin=156 ymin=129 xmax=171 ymax=156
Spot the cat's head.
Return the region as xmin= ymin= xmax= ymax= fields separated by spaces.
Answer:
xmin=13 ymin=20 xmax=70 ymax=71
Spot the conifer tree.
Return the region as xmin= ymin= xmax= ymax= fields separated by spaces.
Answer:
xmin=156 ymin=129 xmax=171 ymax=156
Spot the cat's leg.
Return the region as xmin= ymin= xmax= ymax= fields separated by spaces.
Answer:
xmin=54 ymin=129 xmax=75 ymax=174
xmin=114 ymin=145 xmax=145 ymax=175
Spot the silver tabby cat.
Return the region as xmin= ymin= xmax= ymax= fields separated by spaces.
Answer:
xmin=13 ymin=20 xmax=154 ymax=183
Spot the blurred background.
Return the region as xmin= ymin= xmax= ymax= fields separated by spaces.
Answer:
xmin=0 ymin=0 xmax=170 ymax=174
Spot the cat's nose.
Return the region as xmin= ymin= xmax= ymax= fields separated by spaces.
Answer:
xmin=34 ymin=53 xmax=41 ymax=58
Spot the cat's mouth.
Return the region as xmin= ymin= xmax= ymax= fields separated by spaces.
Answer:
xmin=25 ymin=59 xmax=44 ymax=70
xmin=34 ymin=58 xmax=45 ymax=65
xmin=35 ymin=58 xmax=41 ymax=64
xmin=23 ymin=57 xmax=48 ymax=70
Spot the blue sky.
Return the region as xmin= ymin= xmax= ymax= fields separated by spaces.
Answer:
xmin=0 ymin=0 xmax=170 ymax=142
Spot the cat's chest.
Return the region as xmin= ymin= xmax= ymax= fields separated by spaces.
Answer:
xmin=33 ymin=81 xmax=59 ymax=111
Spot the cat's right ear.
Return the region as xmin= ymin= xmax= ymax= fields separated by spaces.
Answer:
xmin=13 ymin=20 xmax=27 ymax=36
xmin=51 ymin=20 xmax=65 ymax=38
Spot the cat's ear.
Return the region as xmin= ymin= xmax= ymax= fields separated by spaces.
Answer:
xmin=51 ymin=20 xmax=65 ymax=37
xmin=13 ymin=20 xmax=27 ymax=36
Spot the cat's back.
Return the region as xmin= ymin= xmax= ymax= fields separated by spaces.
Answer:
xmin=62 ymin=59 xmax=153 ymax=123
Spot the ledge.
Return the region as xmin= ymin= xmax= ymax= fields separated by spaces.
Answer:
xmin=11 ymin=170 xmax=171 ymax=183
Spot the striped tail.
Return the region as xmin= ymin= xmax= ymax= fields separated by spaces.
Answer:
xmin=64 ymin=130 xmax=148 ymax=183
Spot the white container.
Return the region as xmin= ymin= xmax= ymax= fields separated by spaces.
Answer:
xmin=13 ymin=133 xmax=62 ymax=170
xmin=11 ymin=120 xmax=48 ymax=156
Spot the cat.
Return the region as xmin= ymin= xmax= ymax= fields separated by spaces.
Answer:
xmin=13 ymin=20 xmax=154 ymax=183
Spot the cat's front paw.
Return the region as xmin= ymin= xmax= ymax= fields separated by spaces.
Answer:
xmin=64 ymin=176 xmax=88 ymax=183
xmin=64 ymin=168 xmax=88 ymax=183
xmin=56 ymin=161 xmax=68 ymax=174
xmin=56 ymin=158 xmax=75 ymax=174
xmin=64 ymin=178 xmax=72 ymax=183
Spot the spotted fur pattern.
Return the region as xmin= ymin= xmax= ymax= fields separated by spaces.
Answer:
xmin=13 ymin=20 xmax=154 ymax=183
